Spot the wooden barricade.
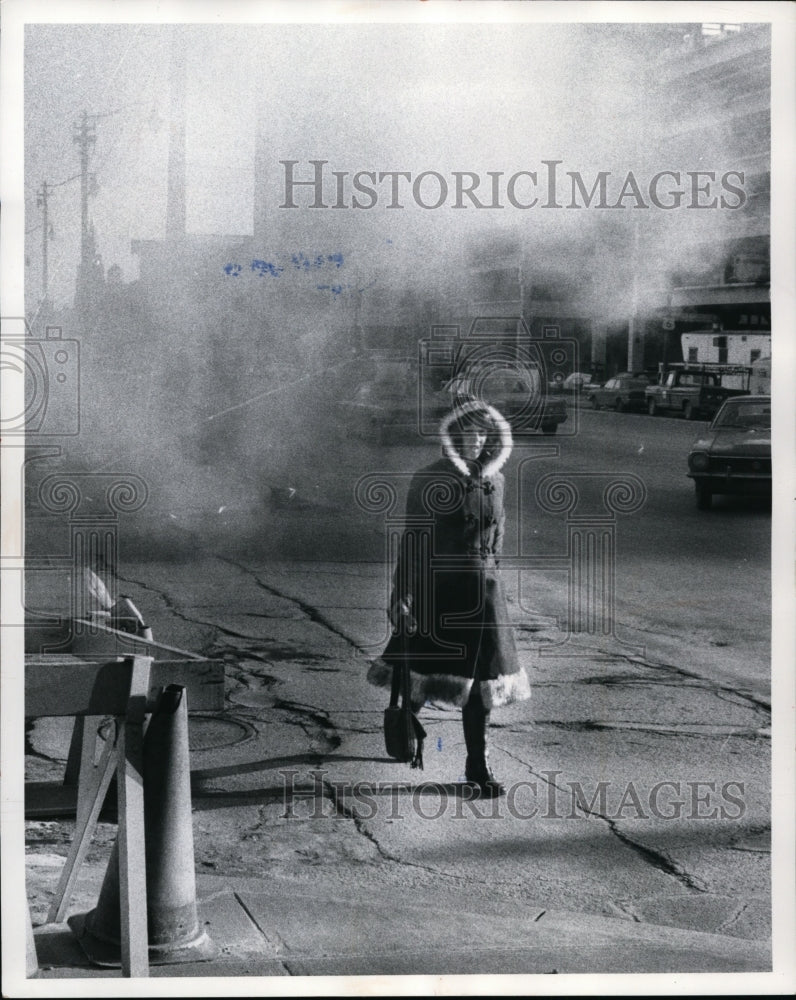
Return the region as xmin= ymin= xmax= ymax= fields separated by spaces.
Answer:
xmin=25 ymin=653 xmax=225 ymax=977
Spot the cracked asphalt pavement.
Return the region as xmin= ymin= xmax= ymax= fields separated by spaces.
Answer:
xmin=27 ymin=553 xmax=770 ymax=950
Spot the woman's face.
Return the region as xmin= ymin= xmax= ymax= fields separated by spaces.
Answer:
xmin=461 ymin=427 xmax=488 ymax=460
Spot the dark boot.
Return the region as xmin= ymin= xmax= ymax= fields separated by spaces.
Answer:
xmin=462 ymin=685 xmax=505 ymax=798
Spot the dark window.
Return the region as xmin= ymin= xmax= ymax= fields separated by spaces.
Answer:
xmin=688 ymin=347 xmax=699 ymax=362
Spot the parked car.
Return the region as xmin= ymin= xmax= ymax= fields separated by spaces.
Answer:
xmin=549 ymin=372 xmax=593 ymax=395
xmin=549 ymin=371 xmax=595 ymax=406
xmin=338 ymin=360 xmax=421 ymax=444
xmin=436 ymin=369 xmax=568 ymax=435
xmin=646 ymin=363 xmax=751 ymax=420
xmin=587 ymin=373 xmax=650 ymax=412
xmin=562 ymin=372 xmax=595 ymax=392
xmin=686 ymin=395 xmax=771 ymax=509
xmin=340 ymin=358 xmax=570 ymax=443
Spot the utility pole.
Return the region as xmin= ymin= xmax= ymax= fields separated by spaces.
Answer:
xmin=73 ymin=112 xmax=96 ymax=267
xmin=72 ymin=111 xmax=103 ymax=316
xmin=36 ymin=180 xmax=50 ymax=303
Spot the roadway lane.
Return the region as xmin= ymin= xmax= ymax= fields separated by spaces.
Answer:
xmin=302 ymin=403 xmax=770 ymax=699
xmin=503 ymin=407 xmax=771 ymax=700
xmin=127 ymin=399 xmax=769 ymax=701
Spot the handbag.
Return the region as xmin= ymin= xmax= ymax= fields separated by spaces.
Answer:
xmin=383 ymin=634 xmax=426 ymax=769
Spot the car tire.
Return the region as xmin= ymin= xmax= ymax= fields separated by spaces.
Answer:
xmin=590 ymin=396 xmax=600 ymax=410
xmin=647 ymin=398 xmax=658 ymax=416
xmin=540 ymin=421 xmax=557 ymax=435
xmin=683 ymin=401 xmax=694 ymax=421
xmin=615 ymin=398 xmax=625 ymax=413
xmin=695 ymin=483 xmax=713 ymax=510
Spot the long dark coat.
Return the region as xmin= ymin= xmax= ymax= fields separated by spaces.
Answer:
xmin=367 ymin=401 xmax=531 ymax=710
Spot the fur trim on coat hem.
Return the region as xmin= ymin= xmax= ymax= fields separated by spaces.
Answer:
xmin=480 ymin=668 xmax=532 ymax=710
xmin=367 ymin=657 xmax=531 ymax=710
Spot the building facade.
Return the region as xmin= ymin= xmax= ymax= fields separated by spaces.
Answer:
xmin=636 ymin=23 xmax=771 ymax=371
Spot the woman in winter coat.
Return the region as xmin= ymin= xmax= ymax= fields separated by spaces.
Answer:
xmin=367 ymin=399 xmax=531 ymax=797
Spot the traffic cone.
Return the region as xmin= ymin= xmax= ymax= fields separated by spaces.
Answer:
xmin=69 ymin=685 xmax=218 ymax=966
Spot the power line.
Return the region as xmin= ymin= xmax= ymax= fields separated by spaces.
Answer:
xmin=49 ymin=171 xmax=82 ymax=189
xmin=27 ymin=27 xmax=164 ymax=310
xmin=25 ymin=172 xmax=80 ymax=196
xmin=92 ymin=99 xmax=150 ymax=121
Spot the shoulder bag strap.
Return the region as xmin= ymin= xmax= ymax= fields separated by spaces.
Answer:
xmin=389 ymin=650 xmax=402 ymax=708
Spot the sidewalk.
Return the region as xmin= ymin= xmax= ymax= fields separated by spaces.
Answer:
xmin=33 ymin=872 xmax=768 ymax=978
xmin=24 ymin=555 xmax=772 ymax=979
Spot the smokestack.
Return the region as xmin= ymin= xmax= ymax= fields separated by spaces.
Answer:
xmin=166 ymin=29 xmax=186 ymax=241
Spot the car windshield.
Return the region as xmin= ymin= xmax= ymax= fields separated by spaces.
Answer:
xmin=713 ymin=401 xmax=771 ymax=429
xmin=483 ymin=375 xmax=531 ymax=394
xmin=451 ymin=368 xmax=541 ymax=398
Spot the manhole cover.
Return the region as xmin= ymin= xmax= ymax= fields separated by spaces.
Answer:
xmin=186 ymin=715 xmax=256 ymax=751
xmin=97 ymin=714 xmax=255 ymax=751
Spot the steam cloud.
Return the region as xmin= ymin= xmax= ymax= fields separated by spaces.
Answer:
xmin=22 ymin=21 xmax=767 ymax=561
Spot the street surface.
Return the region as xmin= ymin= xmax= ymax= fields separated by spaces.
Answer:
xmin=24 ymin=405 xmax=772 ymax=973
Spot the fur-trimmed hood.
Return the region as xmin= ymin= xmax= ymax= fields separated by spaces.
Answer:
xmin=440 ymin=400 xmax=513 ymax=479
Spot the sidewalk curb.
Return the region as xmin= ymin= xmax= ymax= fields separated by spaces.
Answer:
xmin=32 ymin=871 xmax=770 ymax=978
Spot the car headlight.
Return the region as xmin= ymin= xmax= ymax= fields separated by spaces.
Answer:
xmin=689 ymin=452 xmax=709 ymax=472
